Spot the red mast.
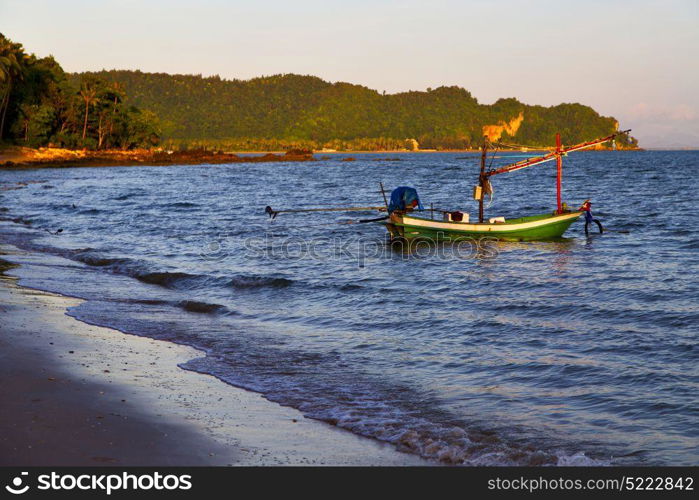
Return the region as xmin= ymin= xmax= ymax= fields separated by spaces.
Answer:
xmin=556 ymin=133 xmax=563 ymax=214
xmin=475 ymin=129 xmax=630 ymax=219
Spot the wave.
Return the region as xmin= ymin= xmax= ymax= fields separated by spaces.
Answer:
xmin=227 ymin=275 xmax=293 ymax=289
xmin=4 ymin=216 xmax=33 ymax=226
xmin=74 ymin=252 xmax=130 ymax=268
xmin=339 ymin=283 xmax=363 ymax=291
xmin=163 ymin=201 xmax=199 ymax=209
xmin=113 ymin=191 xmax=146 ymax=201
xmin=177 ymin=300 xmax=229 ymax=314
xmin=69 ymin=248 xmax=296 ymax=293
xmin=136 ymin=271 xmax=206 ymax=288
xmin=183 ymin=352 xmax=602 ymax=466
xmin=100 ymin=295 xmax=231 ymax=315
xmin=70 ymin=249 xmax=214 ymax=290
xmin=135 ymin=271 xmax=293 ymax=292
xmin=119 ymin=298 xmax=171 ymax=306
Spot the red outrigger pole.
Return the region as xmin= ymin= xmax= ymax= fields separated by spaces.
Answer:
xmin=484 ymin=129 xmax=631 ymax=213
xmin=556 ymin=132 xmax=563 ymax=214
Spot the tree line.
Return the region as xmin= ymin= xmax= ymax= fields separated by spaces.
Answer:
xmin=74 ymin=70 xmax=638 ymax=150
xmin=0 ymin=33 xmax=159 ymax=149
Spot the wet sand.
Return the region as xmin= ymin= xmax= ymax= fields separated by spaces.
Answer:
xmin=0 ymin=250 xmax=428 ymax=466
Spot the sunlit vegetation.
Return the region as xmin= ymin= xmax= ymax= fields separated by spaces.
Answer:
xmin=74 ymin=70 xmax=638 ymax=151
xmin=0 ymin=33 xmax=159 ymax=149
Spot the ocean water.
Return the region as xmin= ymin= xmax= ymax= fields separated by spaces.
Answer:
xmin=1 ymin=151 xmax=697 ymax=465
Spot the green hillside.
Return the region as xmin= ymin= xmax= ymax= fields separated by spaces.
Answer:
xmin=74 ymin=70 xmax=638 ymax=151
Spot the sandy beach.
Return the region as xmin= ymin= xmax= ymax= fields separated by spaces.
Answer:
xmin=0 ymin=246 xmax=428 ymax=466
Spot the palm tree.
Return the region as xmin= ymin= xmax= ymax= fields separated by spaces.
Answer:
xmin=79 ymin=82 xmax=99 ymax=141
xmin=106 ymin=80 xmax=124 ymax=143
xmin=0 ymin=34 xmax=28 ymax=140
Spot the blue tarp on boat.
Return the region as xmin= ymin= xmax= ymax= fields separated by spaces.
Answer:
xmin=388 ymin=186 xmax=423 ymax=214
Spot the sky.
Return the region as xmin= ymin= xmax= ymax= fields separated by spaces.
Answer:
xmin=2 ymin=0 xmax=698 ymax=147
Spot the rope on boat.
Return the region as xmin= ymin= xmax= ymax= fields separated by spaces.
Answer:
xmin=492 ymin=140 xmax=556 ymax=151
xmin=494 ymin=129 xmax=631 ymax=153
xmin=482 ymin=143 xmax=497 ymax=208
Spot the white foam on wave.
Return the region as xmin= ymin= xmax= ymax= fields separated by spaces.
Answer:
xmin=556 ymin=452 xmax=610 ymax=466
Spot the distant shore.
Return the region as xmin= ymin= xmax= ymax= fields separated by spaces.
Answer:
xmin=0 ymin=145 xmax=644 ymax=170
xmin=0 ymin=245 xmax=428 ymax=466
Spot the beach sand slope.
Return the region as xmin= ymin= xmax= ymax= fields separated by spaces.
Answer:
xmin=0 ymin=258 xmax=427 ymax=466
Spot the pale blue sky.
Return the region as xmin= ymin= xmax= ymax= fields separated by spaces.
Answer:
xmin=2 ymin=0 xmax=698 ymax=147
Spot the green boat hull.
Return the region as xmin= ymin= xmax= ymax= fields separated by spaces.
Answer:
xmin=386 ymin=211 xmax=583 ymax=242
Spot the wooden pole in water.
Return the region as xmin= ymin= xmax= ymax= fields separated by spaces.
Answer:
xmin=379 ymin=182 xmax=389 ymax=210
xmin=556 ymin=133 xmax=563 ymax=214
xmin=265 ymin=205 xmax=386 ymax=219
xmin=479 ymin=137 xmax=487 ymax=223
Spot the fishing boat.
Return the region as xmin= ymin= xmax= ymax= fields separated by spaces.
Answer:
xmin=386 ymin=211 xmax=584 ymax=242
xmin=265 ymin=130 xmax=627 ymax=241
xmin=385 ymin=130 xmax=630 ymax=242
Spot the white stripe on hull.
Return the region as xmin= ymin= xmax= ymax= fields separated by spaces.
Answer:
xmin=397 ymin=212 xmax=582 ymax=233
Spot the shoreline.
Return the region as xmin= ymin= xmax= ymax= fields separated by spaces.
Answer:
xmin=0 ymin=147 xmax=315 ymax=170
xmin=0 ymin=246 xmax=429 ymax=466
xmin=0 ymin=146 xmax=643 ymax=170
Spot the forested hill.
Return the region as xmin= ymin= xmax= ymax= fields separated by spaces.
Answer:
xmin=73 ymin=70 xmax=638 ymax=150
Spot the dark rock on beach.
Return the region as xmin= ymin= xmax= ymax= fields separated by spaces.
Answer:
xmin=0 ymin=147 xmax=316 ymax=169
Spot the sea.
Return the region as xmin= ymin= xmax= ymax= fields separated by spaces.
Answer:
xmin=1 ymin=150 xmax=697 ymax=465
